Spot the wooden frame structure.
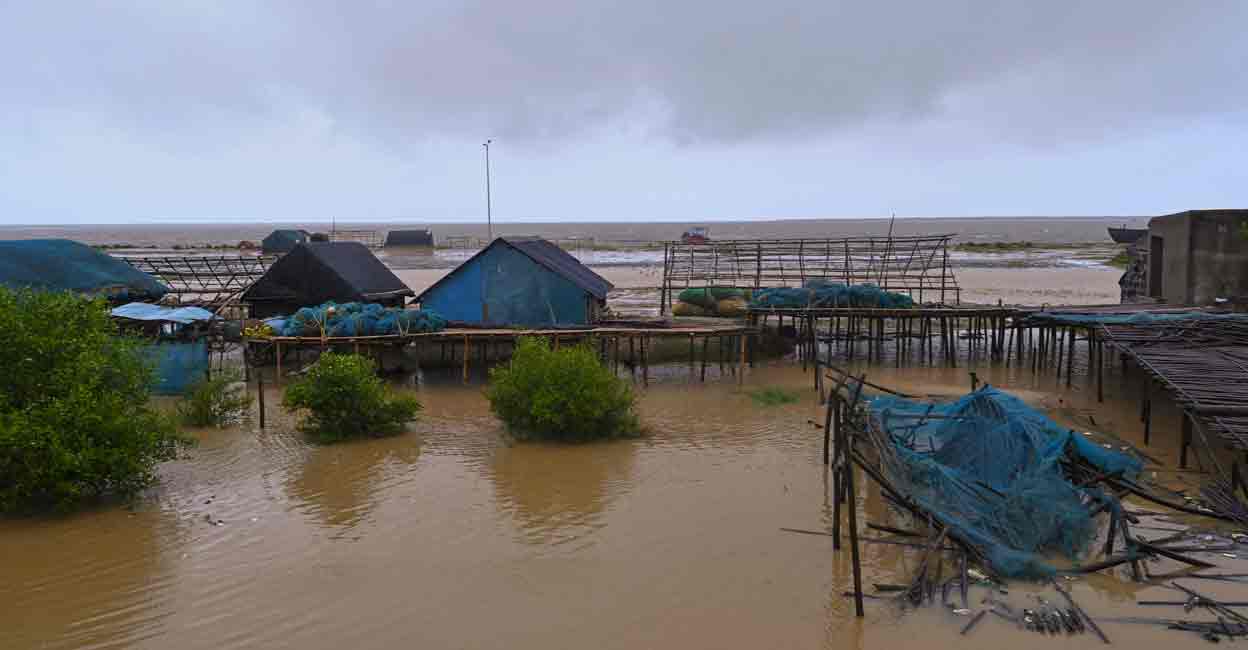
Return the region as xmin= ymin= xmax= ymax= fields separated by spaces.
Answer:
xmin=329 ymin=229 xmax=383 ymax=249
xmin=660 ymin=235 xmax=961 ymax=314
xmin=120 ymin=255 xmax=275 ymax=305
xmin=248 ymin=323 xmax=756 ymax=387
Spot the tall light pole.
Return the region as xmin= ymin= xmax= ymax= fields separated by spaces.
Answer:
xmin=483 ymin=139 xmax=493 ymax=241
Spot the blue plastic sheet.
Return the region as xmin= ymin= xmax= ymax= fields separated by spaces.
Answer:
xmin=112 ymin=302 xmax=216 ymax=324
xmin=142 ymin=341 xmax=210 ymax=395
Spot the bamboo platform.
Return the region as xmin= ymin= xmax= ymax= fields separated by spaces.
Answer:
xmin=249 ymin=322 xmax=756 ymax=385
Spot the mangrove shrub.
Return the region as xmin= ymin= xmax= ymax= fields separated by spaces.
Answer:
xmin=486 ymin=337 xmax=639 ymax=441
xmin=282 ymin=352 xmax=421 ymax=443
xmin=0 ymin=288 xmax=189 ymax=513
xmin=178 ymin=370 xmax=252 ymax=427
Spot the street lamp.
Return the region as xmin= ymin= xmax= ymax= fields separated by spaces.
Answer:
xmin=483 ymin=139 xmax=493 ymax=241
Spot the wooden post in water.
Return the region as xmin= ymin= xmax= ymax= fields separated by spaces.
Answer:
xmin=275 ymin=341 xmax=283 ymax=381
xmin=844 ymin=396 xmax=865 ymax=618
xmin=462 ymin=334 xmax=470 ymax=384
xmin=1180 ymin=414 xmax=1192 ymax=469
xmin=641 ymin=337 xmax=649 ymax=386
xmin=257 ymin=374 xmax=266 ymax=429
xmin=738 ymin=334 xmax=747 ymax=385
xmin=700 ymin=336 xmax=709 ymax=382
xmin=1066 ymin=327 xmax=1076 ymax=388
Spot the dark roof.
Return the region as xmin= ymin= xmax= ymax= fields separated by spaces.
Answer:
xmin=242 ymin=242 xmax=412 ymax=305
xmin=1107 ymin=227 xmax=1148 ymax=244
xmin=384 ymin=229 xmax=434 ymax=247
xmin=262 ymin=229 xmax=310 ymax=253
xmin=415 ymin=236 xmax=613 ymax=302
xmin=0 ymin=239 xmax=168 ymax=299
xmin=502 ymin=237 xmax=612 ymax=299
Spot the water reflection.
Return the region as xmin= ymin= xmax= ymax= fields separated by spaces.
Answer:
xmin=285 ymin=434 xmax=422 ymax=532
xmin=0 ymin=506 xmax=176 ymax=649
xmin=487 ymin=439 xmax=637 ymax=548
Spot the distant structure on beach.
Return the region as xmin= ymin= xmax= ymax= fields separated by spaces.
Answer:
xmin=261 ymin=229 xmax=310 ymax=255
xmin=241 ymin=242 xmax=413 ymax=317
xmin=384 ymin=229 xmax=435 ymax=248
xmin=0 ymin=239 xmax=168 ymax=302
xmin=1141 ymin=209 xmax=1248 ymax=306
xmin=416 ymin=236 xmax=612 ymax=326
xmin=1107 ymin=225 xmax=1148 ymax=245
xmin=680 ymin=226 xmax=710 ymax=244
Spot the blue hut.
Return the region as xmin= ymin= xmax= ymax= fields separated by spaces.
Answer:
xmin=262 ymin=229 xmax=310 ymax=255
xmin=416 ymin=237 xmax=612 ymax=326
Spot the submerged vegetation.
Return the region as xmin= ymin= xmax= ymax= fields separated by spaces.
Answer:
xmin=747 ymin=387 xmax=801 ymax=406
xmin=0 ymin=288 xmax=190 ymax=513
xmin=487 ymin=337 xmax=640 ymax=442
xmin=282 ymin=352 xmax=421 ymax=443
xmin=178 ymin=371 xmax=252 ymax=427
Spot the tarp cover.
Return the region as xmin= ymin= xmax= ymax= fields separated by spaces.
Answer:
xmin=0 ymin=239 xmax=168 ymax=300
xmin=242 ymin=242 xmax=413 ymax=308
xmin=142 ymin=341 xmax=209 ymax=395
xmin=867 ymin=386 xmax=1142 ymax=579
xmin=112 ymin=302 xmax=217 ymax=324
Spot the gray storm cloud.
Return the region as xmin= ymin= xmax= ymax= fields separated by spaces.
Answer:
xmin=4 ymin=1 xmax=1246 ymax=149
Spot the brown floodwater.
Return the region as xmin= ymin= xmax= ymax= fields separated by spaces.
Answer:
xmin=2 ymin=354 xmax=1243 ymax=649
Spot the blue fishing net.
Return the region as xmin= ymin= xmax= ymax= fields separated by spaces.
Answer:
xmin=867 ymin=387 xmax=1141 ymax=579
xmin=279 ymin=301 xmax=447 ymax=337
xmin=1029 ymin=311 xmax=1248 ymax=325
xmin=751 ymin=281 xmax=915 ymax=309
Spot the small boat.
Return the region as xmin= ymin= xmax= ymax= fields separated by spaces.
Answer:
xmin=681 ymin=226 xmax=710 ymax=244
xmin=1107 ymin=225 xmax=1147 ymax=244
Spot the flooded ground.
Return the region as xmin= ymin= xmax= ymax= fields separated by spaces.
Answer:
xmin=2 ymin=344 xmax=1241 ymax=650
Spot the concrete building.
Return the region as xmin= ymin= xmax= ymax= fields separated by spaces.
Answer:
xmin=1145 ymin=209 xmax=1248 ymax=305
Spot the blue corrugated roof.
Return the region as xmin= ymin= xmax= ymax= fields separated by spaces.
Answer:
xmin=502 ymin=237 xmax=613 ymax=299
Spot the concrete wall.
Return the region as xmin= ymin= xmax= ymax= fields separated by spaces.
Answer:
xmin=1147 ymin=212 xmax=1190 ymax=303
xmin=1188 ymin=210 xmax=1248 ymax=304
xmin=1147 ymin=210 xmax=1248 ymax=305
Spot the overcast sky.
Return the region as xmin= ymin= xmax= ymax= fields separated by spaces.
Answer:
xmin=2 ymin=1 xmax=1246 ymax=224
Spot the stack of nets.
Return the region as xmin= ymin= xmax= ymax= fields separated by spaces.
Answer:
xmin=751 ymin=280 xmax=915 ymax=310
xmin=279 ymin=301 xmax=447 ymax=337
xmin=674 ymin=287 xmax=750 ymax=317
xmin=865 ymin=387 xmax=1141 ymax=579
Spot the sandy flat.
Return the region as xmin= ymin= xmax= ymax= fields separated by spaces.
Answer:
xmin=395 ymin=264 xmax=1121 ymax=313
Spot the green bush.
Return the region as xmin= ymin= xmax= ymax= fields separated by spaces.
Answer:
xmin=486 ymin=337 xmax=640 ymax=441
xmin=0 ymin=288 xmax=191 ymax=513
xmin=178 ymin=371 xmax=252 ymax=427
xmin=747 ymin=387 xmax=800 ymax=406
xmin=282 ymin=352 xmax=421 ymax=443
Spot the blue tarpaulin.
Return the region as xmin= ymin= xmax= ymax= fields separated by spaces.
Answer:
xmin=142 ymin=341 xmax=210 ymax=395
xmin=0 ymin=239 xmax=168 ymax=300
xmin=112 ymin=302 xmax=217 ymax=324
